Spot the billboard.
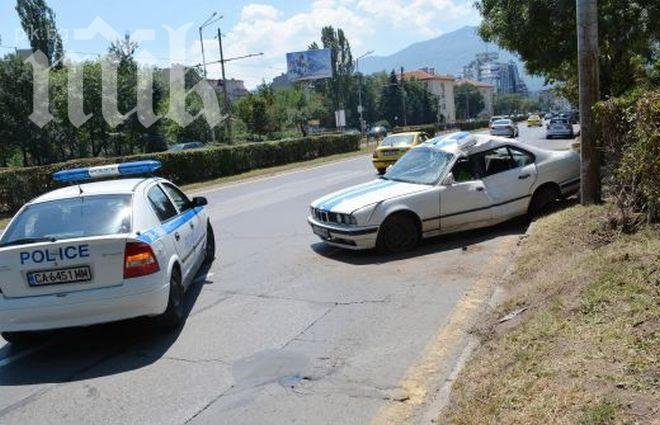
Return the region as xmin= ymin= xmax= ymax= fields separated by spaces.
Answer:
xmin=286 ymin=49 xmax=333 ymax=82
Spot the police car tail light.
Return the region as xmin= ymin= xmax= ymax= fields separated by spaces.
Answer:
xmin=123 ymin=242 xmax=160 ymax=279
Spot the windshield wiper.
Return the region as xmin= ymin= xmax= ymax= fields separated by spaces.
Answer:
xmin=0 ymin=237 xmax=57 ymax=248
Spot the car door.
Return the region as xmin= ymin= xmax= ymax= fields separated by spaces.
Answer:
xmin=159 ymin=182 xmax=204 ymax=279
xmin=439 ymin=155 xmax=494 ymax=232
xmin=146 ymin=184 xmax=196 ymax=281
xmin=479 ymin=146 xmax=537 ymax=220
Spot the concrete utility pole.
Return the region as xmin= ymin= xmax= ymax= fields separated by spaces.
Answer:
xmin=217 ymin=28 xmax=232 ymax=144
xmin=577 ymin=0 xmax=601 ymax=204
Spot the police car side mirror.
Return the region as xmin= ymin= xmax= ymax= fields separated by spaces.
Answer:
xmin=443 ymin=173 xmax=456 ymax=186
xmin=192 ymin=196 xmax=208 ymax=207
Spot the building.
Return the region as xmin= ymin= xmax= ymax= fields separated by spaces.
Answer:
xmin=455 ymin=78 xmax=495 ymax=118
xmin=401 ymin=68 xmax=456 ymax=124
xmin=208 ymin=78 xmax=249 ymax=101
xmin=271 ymin=73 xmax=292 ymax=91
xmin=462 ymin=53 xmax=528 ymax=95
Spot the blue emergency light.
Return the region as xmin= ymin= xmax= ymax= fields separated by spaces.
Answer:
xmin=52 ymin=160 xmax=162 ymax=183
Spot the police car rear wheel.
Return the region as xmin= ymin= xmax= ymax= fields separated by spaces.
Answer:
xmin=377 ymin=215 xmax=419 ymax=254
xmin=159 ymin=268 xmax=185 ymax=328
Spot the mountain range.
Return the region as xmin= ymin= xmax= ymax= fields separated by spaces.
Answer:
xmin=359 ymin=26 xmax=545 ymax=92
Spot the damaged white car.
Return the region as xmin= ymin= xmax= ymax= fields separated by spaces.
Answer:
xmin=308 ymin=132 xmax=579 ymax=253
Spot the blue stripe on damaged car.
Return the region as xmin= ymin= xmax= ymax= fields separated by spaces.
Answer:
xmin=319 ymin=180 xmax=396 ymax=211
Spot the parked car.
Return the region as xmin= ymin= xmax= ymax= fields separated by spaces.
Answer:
xmin=308 ymin=133 xmax=580 ymax=253
xmin=372 ymin=132 xmax=429 ymax=174
xmin=490 ymin=119 xmax=519 ymax=138
xmin=168 ymin=141 xmax=204 ymax=152
xmin=546 ymin=118 xmax=575 ymax=139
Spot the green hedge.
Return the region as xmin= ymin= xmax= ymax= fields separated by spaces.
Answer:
xmin=0 ymin=133 xmax=360 ymax=215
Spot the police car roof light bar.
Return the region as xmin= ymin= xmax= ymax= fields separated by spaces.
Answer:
xmin=52 ymin=160 xmax=162 ymax=183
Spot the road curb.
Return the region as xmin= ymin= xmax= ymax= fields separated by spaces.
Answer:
xmin=418 ymin=220 xmax=537 ymax=423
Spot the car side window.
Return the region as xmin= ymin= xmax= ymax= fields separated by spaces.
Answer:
xmin=451 ymin=156 xmax=481 ymax=182
xmin=482 ymin=147 xmax=515 ymax=177
xmin=161 ymin=183 xmax=191 ymax=213
xmin=508 ymin=147 xmax=535 ymax=168
xmin=147 ymin=185 xmax=178 ymax=222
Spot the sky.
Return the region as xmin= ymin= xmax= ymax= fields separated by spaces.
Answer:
xmin=0 ymin=0 xmax=481 ymax=88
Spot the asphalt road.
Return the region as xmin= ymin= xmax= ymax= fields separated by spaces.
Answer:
xmin=0 ymin=125 xmax=576 ymax=424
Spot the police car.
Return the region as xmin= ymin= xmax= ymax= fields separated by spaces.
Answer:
xmin=309 ymin=132 xmax=580 ymax=253
xmin=0 ymin=161 xmax=215 ymax=343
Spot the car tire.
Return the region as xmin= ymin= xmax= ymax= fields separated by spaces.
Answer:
xmin=158 ymin=267 xmax=185 ymax=328
xmin=376 ymin=214 xmax=419 ymax=254
xmin=528 ymin=184 xmax=561 ymax=218
xmin=1 ymin=331 xmax=38 ymax=345
xmin=203 ymin=223 xmax=216 ymax=265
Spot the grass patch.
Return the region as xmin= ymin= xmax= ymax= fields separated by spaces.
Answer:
xmin=182 ymin=143 xmax=373 ymax=193
xmin=443 ymin=204 xmax=660 ymax=424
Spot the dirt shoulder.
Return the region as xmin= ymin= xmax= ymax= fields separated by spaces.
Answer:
xmin=442 ymin=204 xmax=659 ymax=424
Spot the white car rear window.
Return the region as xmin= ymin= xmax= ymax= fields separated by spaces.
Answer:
xmin=1 ymin=195 xmax=132 ymax=245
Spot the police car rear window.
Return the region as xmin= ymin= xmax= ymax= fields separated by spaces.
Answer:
xmin=1 ymin=195 xmax=132 ymax=245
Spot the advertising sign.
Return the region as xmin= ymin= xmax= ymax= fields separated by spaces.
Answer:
xmin=286 ymin=49 xmax=333 ymax=82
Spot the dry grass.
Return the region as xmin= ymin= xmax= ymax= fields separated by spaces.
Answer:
xmin=443 ymin=205 xmax=660 ymax=424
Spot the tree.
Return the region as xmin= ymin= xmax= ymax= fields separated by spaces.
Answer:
xmin=16 ymin=0 xmax=63 ymax=65
xmin=108 ymin=33 xmax=139 ymax=68
xmin=379 ymin=71 xmax=403 ymax=126
xmin=454 ymin=84 xmax=485 ymax=119
xmin=475 ymin=0 xmax=659 ymax=98
xmin=403 ymin=78 xmax=436 ymax=125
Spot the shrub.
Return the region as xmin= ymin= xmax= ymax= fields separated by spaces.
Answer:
xmin=595 ymin=89 xmax=659 ymax=226
xmin=0 ymin=133 xmax=360 ymax=215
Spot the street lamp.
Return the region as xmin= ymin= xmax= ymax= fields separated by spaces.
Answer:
xmin=355 ymin=50 xmax=374 ymax=138
xmin=198 ymin=12 xmax=222 ymax=77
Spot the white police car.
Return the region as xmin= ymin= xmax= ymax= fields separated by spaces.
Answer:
xmin=309 ymin=132 xmax=580 ymax=253
xmin=0 ymin=161 xmax=215 ymax=343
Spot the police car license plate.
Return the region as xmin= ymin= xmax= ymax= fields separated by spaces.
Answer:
xmin=312 ymin=225 xmax=330 ymax=239
xmin=27 ymin=266 xmax=92 ymax=287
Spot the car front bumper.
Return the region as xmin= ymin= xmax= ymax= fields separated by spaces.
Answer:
xmin=0 ymin=277 xmax=170 ymax=332
xmin=307 ymin=216 xmax=379 ymax=250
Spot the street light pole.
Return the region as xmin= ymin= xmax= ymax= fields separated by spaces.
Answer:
xmin=355 ymin=50 xmax=374 ymax=139
xmin=198 ymin=12 xmax=220 ymax=78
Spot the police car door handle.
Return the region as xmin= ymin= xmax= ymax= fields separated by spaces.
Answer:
xmin=189 ymin=222 xmax=195 ymax=229
xmin=174 ymin=232 xmax=181 ymax=241
xmin=518 ymin=173 xmax=531 ymax=180
xmin=475 ymin=186 xmax=485 ymax=192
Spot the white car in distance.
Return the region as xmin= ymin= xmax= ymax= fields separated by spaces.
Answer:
xmin=0 ymin=161 xmax=215 ymax=344
xmin=308 ymin=132 xmax=579 ymax=253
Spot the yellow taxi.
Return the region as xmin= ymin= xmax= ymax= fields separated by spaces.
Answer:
xmin=372 ymin=132 xmax=428 ymax=174
xmin=527 ymin=114 xmax=543 ymax=127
